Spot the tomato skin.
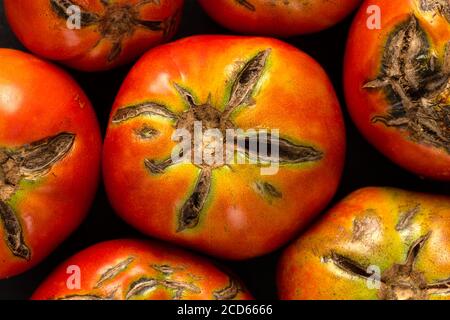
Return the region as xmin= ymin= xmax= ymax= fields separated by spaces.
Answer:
xmin=198 ymin=0 xmax=362 ymax=36
xmin=31 ymin=239 xmax=253 ymax=300
xmin=4 ymin=0 xmax=184 ymax=72
xmin=0 ymin=49 xmax=101 ymax=279
xmin=278 ymin=187 xmax=450 ymax=300
xmin=344 ymin=0 xmax=450 ymax=180
xmin=103 ymin=35 xmax=345 ymax=260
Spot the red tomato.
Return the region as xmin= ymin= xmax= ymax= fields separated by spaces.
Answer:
xmin=103 ymin=35 xmax=346 ymax=260
xmin=4 ymin=0 xmax=184 ymax=71
xmin=32 ymin=239 xmax=253 ymax=300
xmin=0 ymin=49 xmax=101 ymax=278
xmin=344 ymin=0 xmax=450 ymax=180
xmin=198 ymin=0 xmax=362 ymax=36
xmin=278 ymin=187 xmax=450 ymax=300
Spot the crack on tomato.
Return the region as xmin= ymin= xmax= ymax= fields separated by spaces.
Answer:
xmin=396 ymin=204 xmax=421 ymax=231
xmin=232 ymin=132 xmax=324 ymax=165
xmin=420 ymin=0 xmax=450 ymax=22
xmin=0 ymin=133 xmax=75 ymax=260
xmin=0 ymin=201 xmax=30 ymax=261
xmin=235 ymin=0 xmax=256 ymax=11
xmin=326 ymin=252 xmax=374 ymax=279
xmin=235 ymin=0 xmax=291 ymax=11
xmin=213 ymin=278 xmax=243 ymax=300
xmin=50 ymin=0 xmax=178 ymax=62
xmin=151 ymin=264 xmax=184 ymax=275
xmin=126 ymin=277 xmax=201 ymax=300
xmin=364 ymin=15 xmax=450 ymax=153
xmin=112 ymin=49 xmax=323 ymax=231
xmin=178 ymin=168 xmax=211 ymax=232
xmin=254 ymin=180 xmax=282 ymax=203
xmin=325 ymin=233 xmax=450 ymax=299
xmin=56 ymin=262 xmax=204 ymax=300
xmin=112 ymin=101 xmax=179 ymax=123
xmin=135 ymin=125 xmax=160 ymax=140
xmin=95 ymin=257 xmax=135 ymax=289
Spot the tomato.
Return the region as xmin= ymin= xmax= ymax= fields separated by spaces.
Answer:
xmin=344 ymin=0 xmax=450 ymax=180
xmin=278 ymin=187 xmax=450 ymax=300
xmin=4 ymin=0 xmax=184 ymax=71
xmin=198 ymin=0 xmax=362 ymax=36
xmin=103 ymin=35 xmax=345 ymax=260
xmin=0 ymin=49 xmax=101 ymax=279
xmin=32 ymin=239 xmax=253 ymax=300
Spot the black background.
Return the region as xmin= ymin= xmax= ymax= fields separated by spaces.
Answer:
xmin=0 ymin=0 xmax=449 ymax=300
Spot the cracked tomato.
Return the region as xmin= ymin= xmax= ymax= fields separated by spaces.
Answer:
xmin=32 ymin=239 xmax=253 ymax=300
xmin=278 ymin=187 xmax=450 ymax=300
xmin=198 ymin=0 xmax=362 ymax=36
xmin=103 ymin=35 xmax=345 ymax=260
xmin=0 ymin=49 xmax=101 ymax=279
xmin=344 ymin=0 xmax=450 ymax=180
xmin=4 ymin=0 xmax=184 ymax=71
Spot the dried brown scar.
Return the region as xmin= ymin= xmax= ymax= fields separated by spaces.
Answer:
xmin=0 ymin=133 xmax=75 ymax=260
xmin=95 ymin=257 xmax=135 ymax=288
xmin=126 ymin=277 xmax=201 ymax=300
xmin=235 ymin=0 xmax=255 ymax=11
xmin=213 ymin=278 xmax=243 ymax=300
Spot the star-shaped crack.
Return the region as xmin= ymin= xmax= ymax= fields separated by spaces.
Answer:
xmin=111 ymin=49 xmax=323 ymax=232
xmin=50 ymin=0 xmax=179 ymax=62
xmin=364 ymin=15 xmax=450 ymax=153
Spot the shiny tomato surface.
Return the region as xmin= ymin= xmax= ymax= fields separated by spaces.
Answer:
xmin=32 ymin=239 xmax=253 ymax=300
xmin=4 ymin=0 xmax=184 ymax=71
xmin=344 ymin=0 xmax=450 ymax=180
xmin=0 ymin=49 xmax=101 ymax=278
xmin=103 ymin=35 xmax=346 ymax=260
xmin=278 ymin=187 xmax=450 ymax=300
xmin=198 ymin=0 xmax=362 ymax=36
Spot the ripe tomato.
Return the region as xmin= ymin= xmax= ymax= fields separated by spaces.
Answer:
xmin=278 ymin=187 xmax=450 ymax=300
xmin=103 ymin=35 xmax=345 ymax=260
xmin=0 ymin=49 xmax=101 ymax=279
xmin=32 ymin=239 xmax=253 ymax=300
xmin=344 ymin=0 xmax=450 ymax=180
xmin=4 ymin=0 xmax=184 ymax=71
xmin=198 ymin=0 xmax=362 ymax=36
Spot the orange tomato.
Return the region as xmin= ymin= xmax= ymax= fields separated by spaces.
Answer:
xmin=278 ymin=187 xmax=450 ymax=300
xmin=344 ymin=0 xmax=450 ymax=180
xmin=103 ymin=35 xmax=346 ymax=260
xmin=32 ymin=239 xmax=253 ymax=300
xmin=198 ymin=0 xmax=362 ymax=36
xmin=0 ymin=49 xmax=101 ymax=278
xmin=4 ymin=0 xmax=184 ymax=71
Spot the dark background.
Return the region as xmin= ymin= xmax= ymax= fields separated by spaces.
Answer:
xmin=0 ymin=0 xmax=449 ymax=300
